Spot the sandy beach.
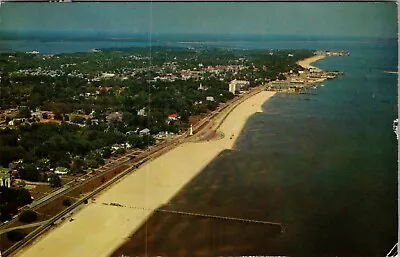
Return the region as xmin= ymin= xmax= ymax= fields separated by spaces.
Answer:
xmin=297 ymin=54 xmax=325 ymax=69
xmin=16 ymin=90 xmax=276 ymax=257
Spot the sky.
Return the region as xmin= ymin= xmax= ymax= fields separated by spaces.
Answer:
xmin=0 ymin=2 xmax=397 ymax=38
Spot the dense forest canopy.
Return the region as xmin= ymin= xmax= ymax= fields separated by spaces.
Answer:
xmin=0 ymin=46 xmax=314 ymax=182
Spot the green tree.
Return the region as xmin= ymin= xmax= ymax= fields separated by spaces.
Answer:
xmin=36 ymin=158 xmax=50 ymax=172
xmin=0 ymin=187 xmax=32 ymax=221
xmin=102 ymin=147 xmax=112 ymax=159
xmin=49 ymin=174 xmax=62 ymax=188
xmin=63 ymin=198 xmax=72 ymax=206
xmin=114 ymin=148 xmax=126 ymax=155
xmin=17 ymin=106 xmax=31 ymax=118
xmin=19 ymin=163 xmax=41 ymax=182
xmin=7 ymin=229 xmax=26 ymax=242
xmin=278 ymin=73 xmax=286 ymax=80
xmin=71 ymin=157 xmax=85 ymax=173
xmin=18 ymin=210 xmax=38 ymax=223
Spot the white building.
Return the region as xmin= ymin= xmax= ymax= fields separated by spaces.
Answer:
xmin=54 ymin=167 xmax=69 ymax=175
xmin=0 ymin=170 xmax=11 ymax=188
xmin=309 ymin=67 xmax=322 ymax=73
xmin=137 ymin=107 xmax=147 ymax=117
xmin=102 ymin=73 xmax=115 ymax=78
xmin=139 ymin=128 xmax=150 ymax=135
xmin=26 ymin=50 xmax=40 ymax=54
xmin=198 ymin=83 xmax=208 ymax=91
xmin=229 ymin=79 xmax=249 ymax=94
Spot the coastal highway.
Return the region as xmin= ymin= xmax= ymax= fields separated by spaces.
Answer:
xmin=27 ymin=186 xmax=71 ymax=209
xmin=3 ymin=84 xmax=267 ymax=257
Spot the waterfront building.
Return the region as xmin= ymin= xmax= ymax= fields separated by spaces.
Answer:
xmin=229 ymin=79 xmax=249 ymax=94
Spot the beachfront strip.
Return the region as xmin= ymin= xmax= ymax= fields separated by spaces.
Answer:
xmin=14 ymin=90 xmax=276 ymax=257
xmin=0 ymin=48 xmax=347 ymax=256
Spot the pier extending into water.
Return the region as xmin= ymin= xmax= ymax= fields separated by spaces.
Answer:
xmin=102 ymin=202 xmax=285 ymax=231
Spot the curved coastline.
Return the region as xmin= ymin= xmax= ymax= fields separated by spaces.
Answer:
xmin=15 ymin=90 xmax=275 ymax=257
xmin=296 ymin=54 xmax=326 ymax=69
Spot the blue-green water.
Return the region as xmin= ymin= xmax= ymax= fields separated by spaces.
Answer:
xmin=233 ymin=38 xmax=398 ymax=254
xmin=2 ymin=36 xmax=398 ymax=255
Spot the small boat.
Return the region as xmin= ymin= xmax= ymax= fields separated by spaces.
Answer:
xmin=393 ymin=119 xmax=398 ymax=140
xmin=321 ymin=84 xmax=325 ymax=87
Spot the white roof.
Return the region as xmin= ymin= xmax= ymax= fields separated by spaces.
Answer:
xmin=140 ymin=128 xmax=150 ymax=133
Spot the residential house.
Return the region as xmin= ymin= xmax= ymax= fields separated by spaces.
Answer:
xmin=31 ymin=110 xmax=43 ymax=119
xmin=139 ymin=128 xmax=150 ymax=135
xmin=206 ymin=96 xmax=215 ymax=102
xmin=106 ymin=112 xmax=123 ymax=122
xmin=198 ymin=83 xmax=208 ymax=91
xmin=126 ymin=130 xmax=135 ymax=136
xmin=98 ymin=86 xmax=112 ymax=93
xmin=8 ymin=120 xmax=15 ymax=126
xmin=137 ymin=107 xmax=147 ymax=117
xmin=44 ymin=111 xmax=55 ymax=120
xmin=54 ymin=167 xmax=69 ymax=175
xmin=102 ymin=73 xmax=115 ymax=78
xmin=111 ymin=144 xmax=125 ymax=152
xmin=167 ymin=113 xmax=180 ymax=121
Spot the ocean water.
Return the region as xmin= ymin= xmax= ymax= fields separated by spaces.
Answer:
xmin=232 ymin=38 xmax=398 ymax=254
xmin=2 ymin=36 xmax=398 ymax=255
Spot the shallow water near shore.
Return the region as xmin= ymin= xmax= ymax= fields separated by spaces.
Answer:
xmin=228 ymin=38 xmax=398 ymax=254
xmin=221 ymin=39 xmax=398 ymax=254
xmin=110 ymin=38 xmax=397 ymax=256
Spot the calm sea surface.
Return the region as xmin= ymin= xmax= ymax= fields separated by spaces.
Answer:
xmin=2 ymin=37 xmax=398 ymax=255
xmin=234 ymin=38 xmax=398 ymax=255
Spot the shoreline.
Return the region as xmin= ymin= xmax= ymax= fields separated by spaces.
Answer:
xmin=15 ymin=88 xmax=276 ymax=257
xmin=296 ymin=54 xmax=325 ymax=70
xmin=12 ymin=51 xmax=345 ymax=257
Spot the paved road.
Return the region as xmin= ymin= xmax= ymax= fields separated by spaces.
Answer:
xmin=0 ymin=221 xmax=48 ymax=235
xmin=28 ymin=186 xmax=71 ymax=209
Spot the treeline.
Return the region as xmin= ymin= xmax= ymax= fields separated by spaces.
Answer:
xmin=0 ymin=47 xmax=313 ymax=110
xmin=0 ymin=122 xmax=155 ymax=182
xmin=0 ymin=47 xmax=314 ymax=182
xmin=0 ymin=187 xmax=33 ymax=221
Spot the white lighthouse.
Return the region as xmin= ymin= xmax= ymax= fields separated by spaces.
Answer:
xmin=189 ymin=124 xmax=193 ymax=136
